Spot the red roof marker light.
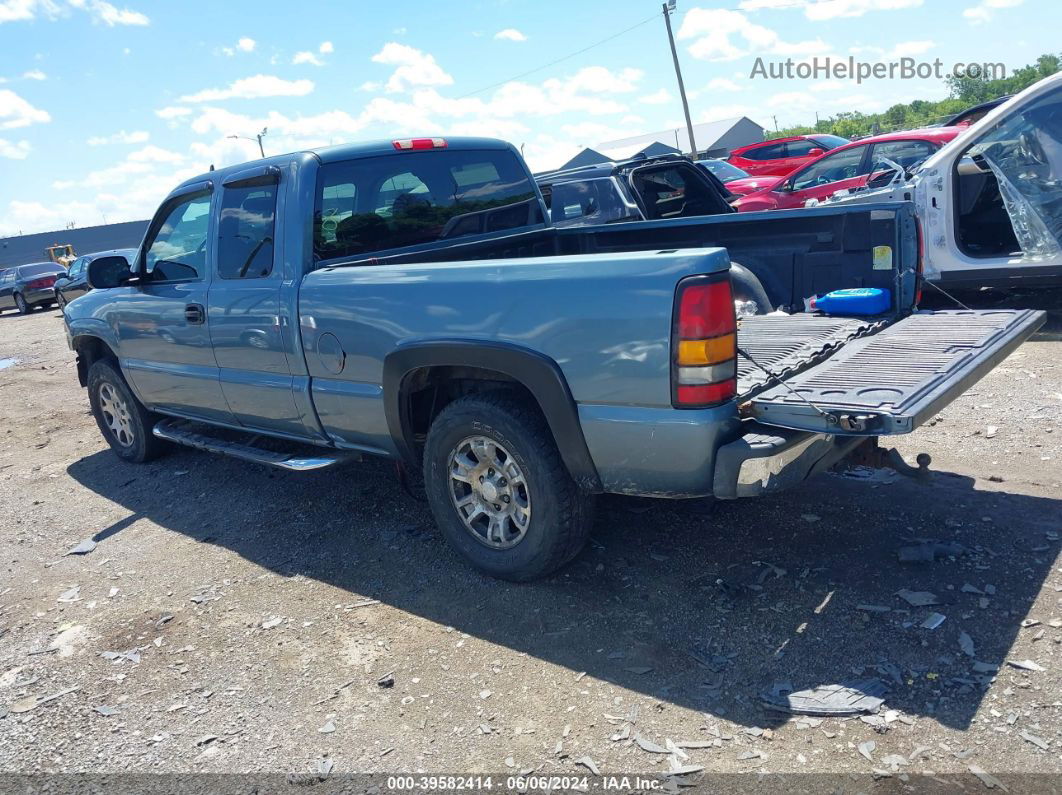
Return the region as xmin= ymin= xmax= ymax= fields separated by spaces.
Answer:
xmin=392 ymin=138 xmax=448 ymax=151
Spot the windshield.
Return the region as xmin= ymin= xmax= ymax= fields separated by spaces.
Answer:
xmin=19 ymin=264 xmax=63 ymax=278
xmin=810 ymin=134 xmax=851 ymax=150
xmin=698 ymin=159 xmax=749 ymax=182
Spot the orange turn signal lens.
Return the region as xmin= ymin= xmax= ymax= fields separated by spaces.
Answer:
xmin=677 ymin=333 xmax=736 ymax=366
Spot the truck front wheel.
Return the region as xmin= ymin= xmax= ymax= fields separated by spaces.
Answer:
xmin=87 ymin=360 xmax=169 ymax=463
xmin=423 ymin=393 xmax=594 ymax=582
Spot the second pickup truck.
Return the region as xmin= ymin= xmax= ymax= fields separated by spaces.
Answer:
xmin=65 ymin=137 xmax=1045 ymax=580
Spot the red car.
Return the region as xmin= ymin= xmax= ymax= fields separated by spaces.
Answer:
xmin=695 ymin=159 xmax=777 ymax=197
xmin=734 ymin=127 xmax=963 ymax=213
xmin=727 ymin=134 xmax=850 ymax=177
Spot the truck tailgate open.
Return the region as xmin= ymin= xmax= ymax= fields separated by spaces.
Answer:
xmin=748 ymin=309 xmax=1045 ymax=435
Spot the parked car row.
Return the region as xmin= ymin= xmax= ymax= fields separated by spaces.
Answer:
xmin=0 ymin=248 xmax=135 ymax=316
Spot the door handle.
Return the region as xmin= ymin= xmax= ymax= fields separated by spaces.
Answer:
xmin=184 ymin=303 xmax=205 ymax=325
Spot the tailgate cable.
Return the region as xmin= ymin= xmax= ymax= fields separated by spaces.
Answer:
xmin=736 ymin=345 xmax=835 ymax=425
xmin=910 ymin=268 xmax=972 ymax=310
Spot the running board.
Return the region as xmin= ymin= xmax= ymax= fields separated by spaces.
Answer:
xmin=152 ymin=419 xmax=351 ymax=471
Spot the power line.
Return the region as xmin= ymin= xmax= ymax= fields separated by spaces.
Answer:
xmin=453 ymin=0 xmax=821 ymax=100
xmin=455 ymin=13 xmax=659 ymax=99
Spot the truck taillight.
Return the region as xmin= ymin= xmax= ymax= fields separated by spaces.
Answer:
xmin=392 ymin=138 xmax=447 ymax=151
xmin=672 ymin=275 xmax=737 ymax=408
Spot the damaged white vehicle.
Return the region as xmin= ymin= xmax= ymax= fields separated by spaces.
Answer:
xmin=826 ymin=72 xmax=1062 ymax=289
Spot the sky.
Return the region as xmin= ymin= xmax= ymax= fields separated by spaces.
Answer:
xmin=0 ymin=0 xmax=1057 ymax=236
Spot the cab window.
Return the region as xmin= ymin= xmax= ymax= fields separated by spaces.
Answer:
xmin=791 ymin=146 xmax=868 ymax=191
xmin=144 ymin=192 xmax=212 ymax=282
xmin=217 ymin=184 xmax=277 ymax=279
xmin=314 ymin=149 xmax=543 ymax=262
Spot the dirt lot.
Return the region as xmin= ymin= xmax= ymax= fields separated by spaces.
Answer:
xmin=0 ymin=295 xmax=1060 ymax=790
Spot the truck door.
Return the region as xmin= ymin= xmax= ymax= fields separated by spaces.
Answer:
xmin=207 ymin=165 xmax=304 ymax=436
xmin=116 ymin=183 xmax=234 ymax=424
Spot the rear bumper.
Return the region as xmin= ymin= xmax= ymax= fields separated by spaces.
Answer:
xmin=23 ymin=287 xmax=55 ymax=305
xmin=713 ymin=423 xmax=864 ymax=499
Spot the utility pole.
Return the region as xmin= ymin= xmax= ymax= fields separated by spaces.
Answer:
xmin=662 ymin=1 xmax=697 ymax=158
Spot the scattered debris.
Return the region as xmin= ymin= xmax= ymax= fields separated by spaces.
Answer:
xmin=959 ymin=632 xmax=976 ymax=658
xmin=896 ymin=589 xmax=940 ymax=607
xmin=624 ymin=666 xmax=653 ymax=675
xmin=319 ymin=720 xmax=336 ymax=734
xmin=66 ymin=539 xmax=96 ymax=556
xmin=8 ymin=685 xmax=80 ymax=714
xmin=858 ymin=740 xmax=876 ymax=762
xmin=575 ymin=756 xmax=600 ymax=776
xmin=969 ymin=764 xmax=1007 ymax=790
xmin=57 ymin=586 xmax=81 ymax=603
xmin=897 ymin=541 xmax=965 ymax=563
xmin=761 ymin=679 xmax=887 ymax=716
xmin=737 ymin=750 xmax=763 ymax=761
xmin=377 ymin=672 xmax=395 ymax=688
xmin=986 ymin=425 xmax=998 ymax=439
xmin=857 ymin=604 xmax=891 ymax=613
xmin=100 ymin=650 xmax=140 ymax=664
xmin=921 ymin=612 xmax=947 ymax=630
xmin=801 ymin=513 xmax=821 ymax=523
xmin=1007 ymin=659 xmax=1045 ymax=672
xmin=195 ymin=735 xmax=218 ymax=747
xmin=1019 ymin=730 xmax=1049 ymax=751
xmin=635 ymin=734 xmax=669 ymax=754
xmin=261 ymin=617 xmax=283 ymax=630
xmin=93 ymin=705 xmax=118 ymax=717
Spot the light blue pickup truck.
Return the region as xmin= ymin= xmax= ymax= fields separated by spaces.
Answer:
xmin=65 ymin=137 xmax=1044 ymax=580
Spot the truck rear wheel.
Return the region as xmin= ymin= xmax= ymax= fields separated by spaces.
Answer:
xmin=423 ymin=393 xmax=594 ymax=582
xmin=88 ymin=359 xmax=169 ymax=463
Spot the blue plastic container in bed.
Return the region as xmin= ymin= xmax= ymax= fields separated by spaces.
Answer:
xmin=807 ymin=287 xmax=891 ymax=316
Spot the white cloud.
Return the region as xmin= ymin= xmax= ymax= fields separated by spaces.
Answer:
xmin=86 ymin=129 xmax=149 ymax=145
xmin=638 ymin=88 xmax=672 ymax=105
xmin=963 ymin=0 xmax=1023 ymax=24
xmin=126 ymin=144 xmax=183 ymax=164
xmin=22 ymin=68 xmax=46 ymax=80
xmin=0 ymin=88 xmax=50 ymax=129
xmin=359 ymin=81 xmax=382 ymax=92
xmin=1 ymin=0 xmax=61 ymax=24
xmin=494 ymin=28 xmax=527 ymax=42
xmin=293 ymin=51 xmax=324 ymax=67
xmin=78 ymin=0 xmax=149 ymax=26
xmin=739 ymin=0 xmax=923 ymax=19
xmin=698 ymin=104 xmax=754 ymax=123
xmin=155 ymin=105 xmax=191 ymax=119
xmin=371 ymin=42 xmax=454 ymax=92
xmin=1 ymin=0 xmax=148 ymax=25
xmin=179 ymin=74 xmax=314 ymax=103
xmin=677 ymin=8 xmax=829 ymax=62
xmin=707 ymin=77 xmax=741 ymax=92
xmin=237 ymin=36 xmax=255 ymax=52
xmin=319 ymin=41 xmax=333 ymax=54
xmin=0 ymin=137 xmax=30 ymax=158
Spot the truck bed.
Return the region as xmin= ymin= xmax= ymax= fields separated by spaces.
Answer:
xmin=736 ymin=314 xmax=885 ymax=399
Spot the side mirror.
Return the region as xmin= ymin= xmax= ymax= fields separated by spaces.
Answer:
xmin=807 ymin=148 xmax=825 ymax=157
xmin=87 ymin=255 xmax=134 ymax=289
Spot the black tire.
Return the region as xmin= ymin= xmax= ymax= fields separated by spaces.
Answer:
xmin=87 ymin=359 xmax=169 ymax=463
xmin=423 ymin=393 xmax=594 ymax=582
xmin=14 ymin=293 xmax=30 ymax=315
xmin=55 ymin=292 xmax=66 ymax=310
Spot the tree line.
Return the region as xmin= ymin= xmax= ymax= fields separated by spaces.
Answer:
xmin=766 ymin=53 xmax=1061 ymax=140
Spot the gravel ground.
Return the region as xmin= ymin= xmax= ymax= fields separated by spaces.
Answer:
xmin=0 ymin=295 xmax=1060 ymax=790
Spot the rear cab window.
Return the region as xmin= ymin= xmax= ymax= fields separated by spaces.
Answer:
xmin=313 ymin=148 xmax=544 ymax=262
xmin=217 ymin=183 xmax=277 ymax=279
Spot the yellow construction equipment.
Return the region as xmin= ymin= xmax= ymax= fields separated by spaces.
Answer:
xmin=45 ymin=244 xmax=76 ymax=268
